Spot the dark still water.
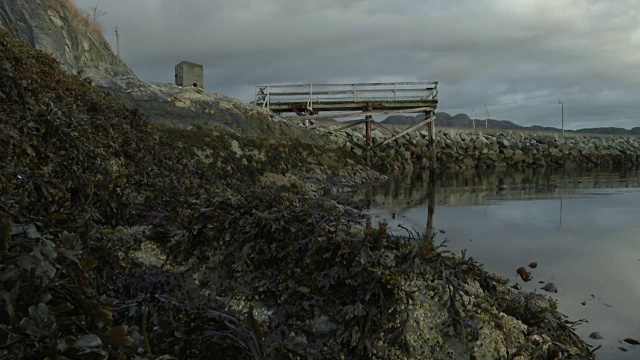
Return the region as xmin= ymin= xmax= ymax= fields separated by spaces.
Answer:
xmin=356 ymin=168 xmax=640 ymax=359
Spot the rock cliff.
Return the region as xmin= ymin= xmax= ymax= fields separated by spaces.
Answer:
xmin=0 ymin=0 xmax=131 ymax=78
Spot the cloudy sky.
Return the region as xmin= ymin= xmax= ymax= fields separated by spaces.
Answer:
xmin=74 ymin=0 xmax=640 ymax=129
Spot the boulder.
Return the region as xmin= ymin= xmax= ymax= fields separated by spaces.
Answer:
xmin=475 ymin=137 xmax=489 ymax=151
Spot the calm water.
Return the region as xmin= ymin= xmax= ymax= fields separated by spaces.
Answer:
xmin=357 ymin=168 xmax=640 ymax=359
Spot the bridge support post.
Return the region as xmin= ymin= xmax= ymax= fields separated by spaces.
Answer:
xmin=426 ymin=110 xmax=435 ymax=150
xmin=365 ymin=115 xmax=373 ymax=148
xmin=427 ymin=110 xmax=437 ymax=172
xmin=424 ymin=170 xmax=436 ymax=259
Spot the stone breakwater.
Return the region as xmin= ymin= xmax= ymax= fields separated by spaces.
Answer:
xmin=313 ymin=125 xmax=640 ymax=172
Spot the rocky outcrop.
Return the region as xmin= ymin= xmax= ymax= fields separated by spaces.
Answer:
xmin=0 ymin=0 xmax=131 ymax=78
xmin=93 ymin=76 xmax=301 ymax=134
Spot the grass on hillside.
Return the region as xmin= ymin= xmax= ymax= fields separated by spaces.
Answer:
xmin=45 ymin=0 xmax=104 ymax=36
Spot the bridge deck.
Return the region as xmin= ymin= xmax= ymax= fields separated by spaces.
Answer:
xmin=255 ymin=82 xmax=438 ymax=115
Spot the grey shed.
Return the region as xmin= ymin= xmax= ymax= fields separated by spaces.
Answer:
xmin=175 ymin=61 xmax=203 ymax=88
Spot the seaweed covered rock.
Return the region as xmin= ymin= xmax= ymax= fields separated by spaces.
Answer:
xmin=0 ymin=29 xmax=593 ymax=359
xmin=0 ymin=29 xmax=376 ymax=359
xmin=151 ymin=187 xmax=593 ymax=359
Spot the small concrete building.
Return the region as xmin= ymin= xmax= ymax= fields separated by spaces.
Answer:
xmin=175 ymin=61 xmax=203 ymax=88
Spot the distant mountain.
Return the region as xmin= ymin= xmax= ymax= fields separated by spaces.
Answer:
xmin=383 ymin=112 xmax=521 ymax=130
xmin=575 ymin=127 xmax=635 ymax=135
xmin=382 ymin=112 xmax=639 ymax=135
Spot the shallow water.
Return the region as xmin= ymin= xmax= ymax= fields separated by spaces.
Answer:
xmin=357 ymin=168 xmax=640 ymax=359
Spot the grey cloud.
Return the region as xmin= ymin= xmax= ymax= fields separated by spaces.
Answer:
xmin=75 ymin=0 xmax=640 ymax=128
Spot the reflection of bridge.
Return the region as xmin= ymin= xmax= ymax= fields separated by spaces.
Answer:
xmin=357 ymin=168 xmax=640 ymax=244
xmin=255 ymin=82 xmax=438 ymax=152
xmin=355 ymin=169 xmax=640 ymax=209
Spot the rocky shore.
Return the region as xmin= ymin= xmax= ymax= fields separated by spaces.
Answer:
xmin=0 ymin=0 xmax=611 ymax=357
xmin=312 ymin=124 xmax=640 ymax=173
xmin=0 ymin=28 xmax=599 ymax=359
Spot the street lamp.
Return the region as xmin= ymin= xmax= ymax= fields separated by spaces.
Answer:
xmin=558 ymin=100 xmax=564 ymax=137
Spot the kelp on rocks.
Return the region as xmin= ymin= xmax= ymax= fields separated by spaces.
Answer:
xmin=0 ymin=30 xmax=593 ymax=359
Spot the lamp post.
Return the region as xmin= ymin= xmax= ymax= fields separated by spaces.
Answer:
xmin=558 ymin=100 xmax=564 ymax=137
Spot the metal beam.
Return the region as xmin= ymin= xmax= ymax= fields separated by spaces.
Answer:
xmin=285 ymin=107 xmax=435 ymax=121
xmin=257 ymin=81 xmax=438 ymax=88
xmin=268 ymin=89 xmax=434 ymax=96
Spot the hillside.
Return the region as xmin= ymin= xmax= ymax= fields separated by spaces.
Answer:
xmin=383 ymin=112 xmax=639 ymax=135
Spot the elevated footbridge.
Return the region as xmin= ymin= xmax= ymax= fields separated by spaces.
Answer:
xmin=255 ymin=82 xmax=438 ymax=115
xmin=255 ymin=81 xmax=439 ymax=152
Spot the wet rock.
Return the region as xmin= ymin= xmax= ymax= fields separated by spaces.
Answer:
xmin=528 ymin=262 xmax=538 ymax=269
xmin=541 ymin=283 xmax=558 ymax=293
xmin=516 ymin=267 xmax=532 ymax=282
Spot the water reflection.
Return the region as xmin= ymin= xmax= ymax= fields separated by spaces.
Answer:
xmin=357 ymin=168 xmax=640 ymax=359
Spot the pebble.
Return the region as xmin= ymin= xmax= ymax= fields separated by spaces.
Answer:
xmin=588 ymin=332 xmax=603 ymax=340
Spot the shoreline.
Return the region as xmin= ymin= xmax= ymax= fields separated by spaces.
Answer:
xmin=1 ymin=30 xmax=596 ymax=359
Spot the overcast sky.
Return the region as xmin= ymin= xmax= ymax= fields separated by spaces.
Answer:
xmin=74 ymin=0 xmax=640 ymax=129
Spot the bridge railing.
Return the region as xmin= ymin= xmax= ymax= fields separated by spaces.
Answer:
xmin=254 ymin=82 xmax=438 ymax=110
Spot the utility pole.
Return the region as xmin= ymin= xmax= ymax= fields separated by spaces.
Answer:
xmin=472 ymin=109 xmax=475 ymax=129
xmin=114 ymin=26 xmax=120 ymax=57
xmin=558 ymin=100 xmax=564 ymax=137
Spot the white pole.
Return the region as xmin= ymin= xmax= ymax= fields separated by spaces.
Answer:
xmin=472 ymin=109 xmax=475 ymax=129
xmin=485 ymin=105 xmax=490 ymax=129
xmin=558 ymin=100 xmax=564 ymax=137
